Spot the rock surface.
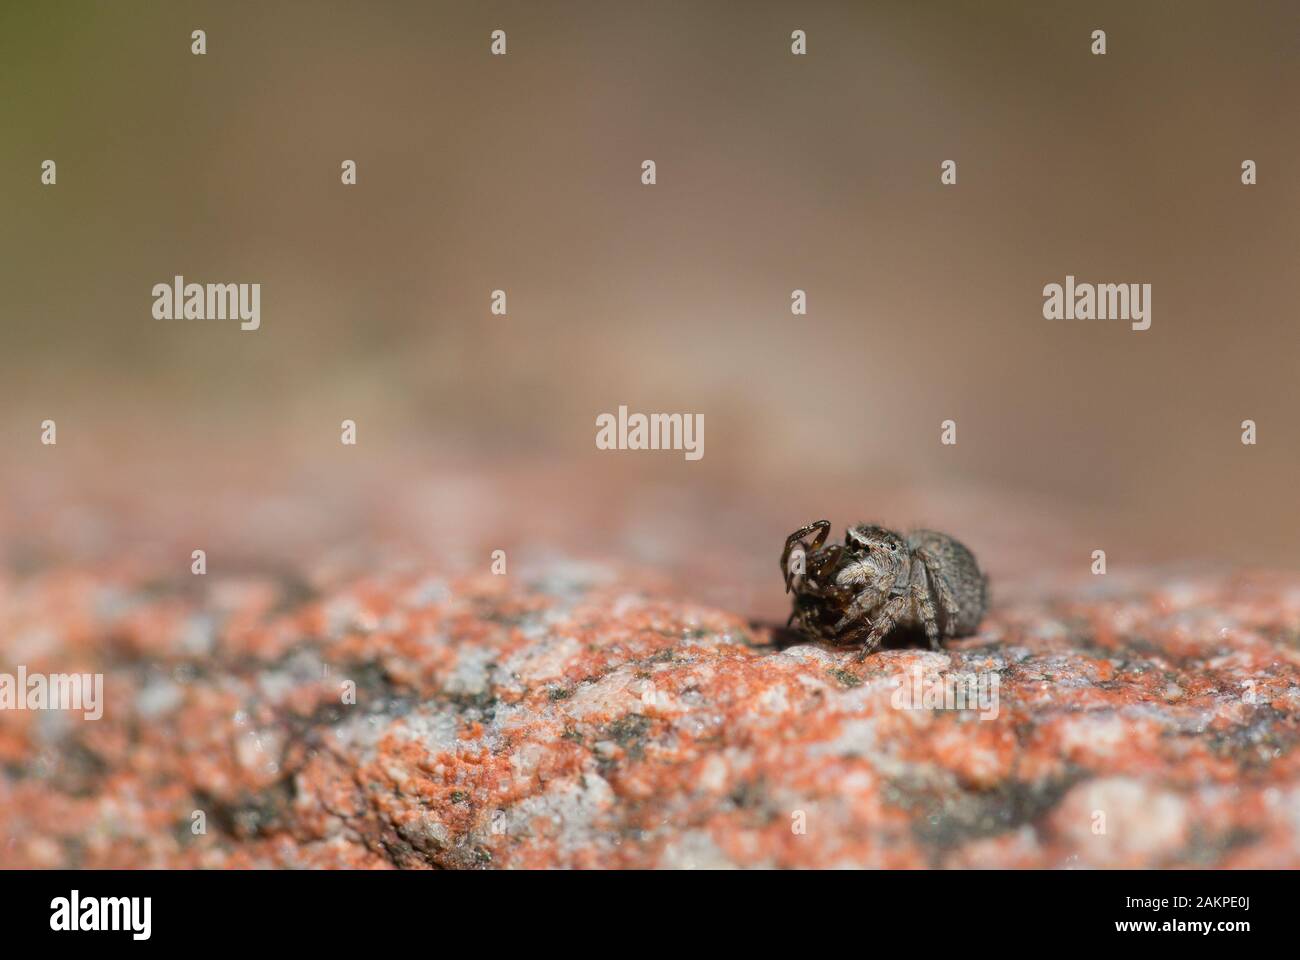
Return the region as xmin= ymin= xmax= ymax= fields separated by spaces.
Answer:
xmin=2 ymin=560 xmax=1298 ymax=868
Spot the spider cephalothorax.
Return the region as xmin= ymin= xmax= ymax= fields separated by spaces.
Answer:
xmin=780 ymin=520 xmax=988 ymax=660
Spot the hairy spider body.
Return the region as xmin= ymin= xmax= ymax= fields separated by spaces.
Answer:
xmin=780 ymin=520 xmax=988 ymax=661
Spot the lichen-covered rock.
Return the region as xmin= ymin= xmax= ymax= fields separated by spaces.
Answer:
xmin=1 ymin=561 xmax=1297 ymax=868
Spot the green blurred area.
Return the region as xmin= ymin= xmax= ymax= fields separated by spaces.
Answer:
xmin=2 ymin=1 xmax=1298 ymax=568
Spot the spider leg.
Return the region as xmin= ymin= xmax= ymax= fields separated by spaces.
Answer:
xmin=781 ymin=520 xmax=831 ymax=592
xmin=850 ymin=595 xmax=908 ymax=661
xmin=831 ymin=585 xmax=886 ymax=635
xmin=839 ymin=623 xmax=880 ymax=659
xmin=916 ymin=546 xmax=961 ymax=637
xmin=910 ymin=561 xmax=942 ymax=651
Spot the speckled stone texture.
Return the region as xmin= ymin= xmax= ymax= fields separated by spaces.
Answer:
xmin=2 ymin=559 xmax=1298 ymax=868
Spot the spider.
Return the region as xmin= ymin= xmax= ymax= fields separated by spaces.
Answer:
xmin=780 ymin=520 xmax=988 ymax=661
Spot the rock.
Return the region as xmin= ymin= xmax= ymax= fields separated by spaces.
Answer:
xmin=1 ymin=562 xmax=1298 ymax=868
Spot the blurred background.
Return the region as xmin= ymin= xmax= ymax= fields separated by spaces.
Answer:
xmin=2 ymin=1 xmax=1298 ymax=621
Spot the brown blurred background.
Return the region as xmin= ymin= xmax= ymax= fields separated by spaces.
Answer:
xmin=1 ymin=1 xmax=1297 ymax=620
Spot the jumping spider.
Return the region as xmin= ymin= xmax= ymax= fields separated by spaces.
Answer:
xmin=780 ymin=520 xmax=988 ymax=661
